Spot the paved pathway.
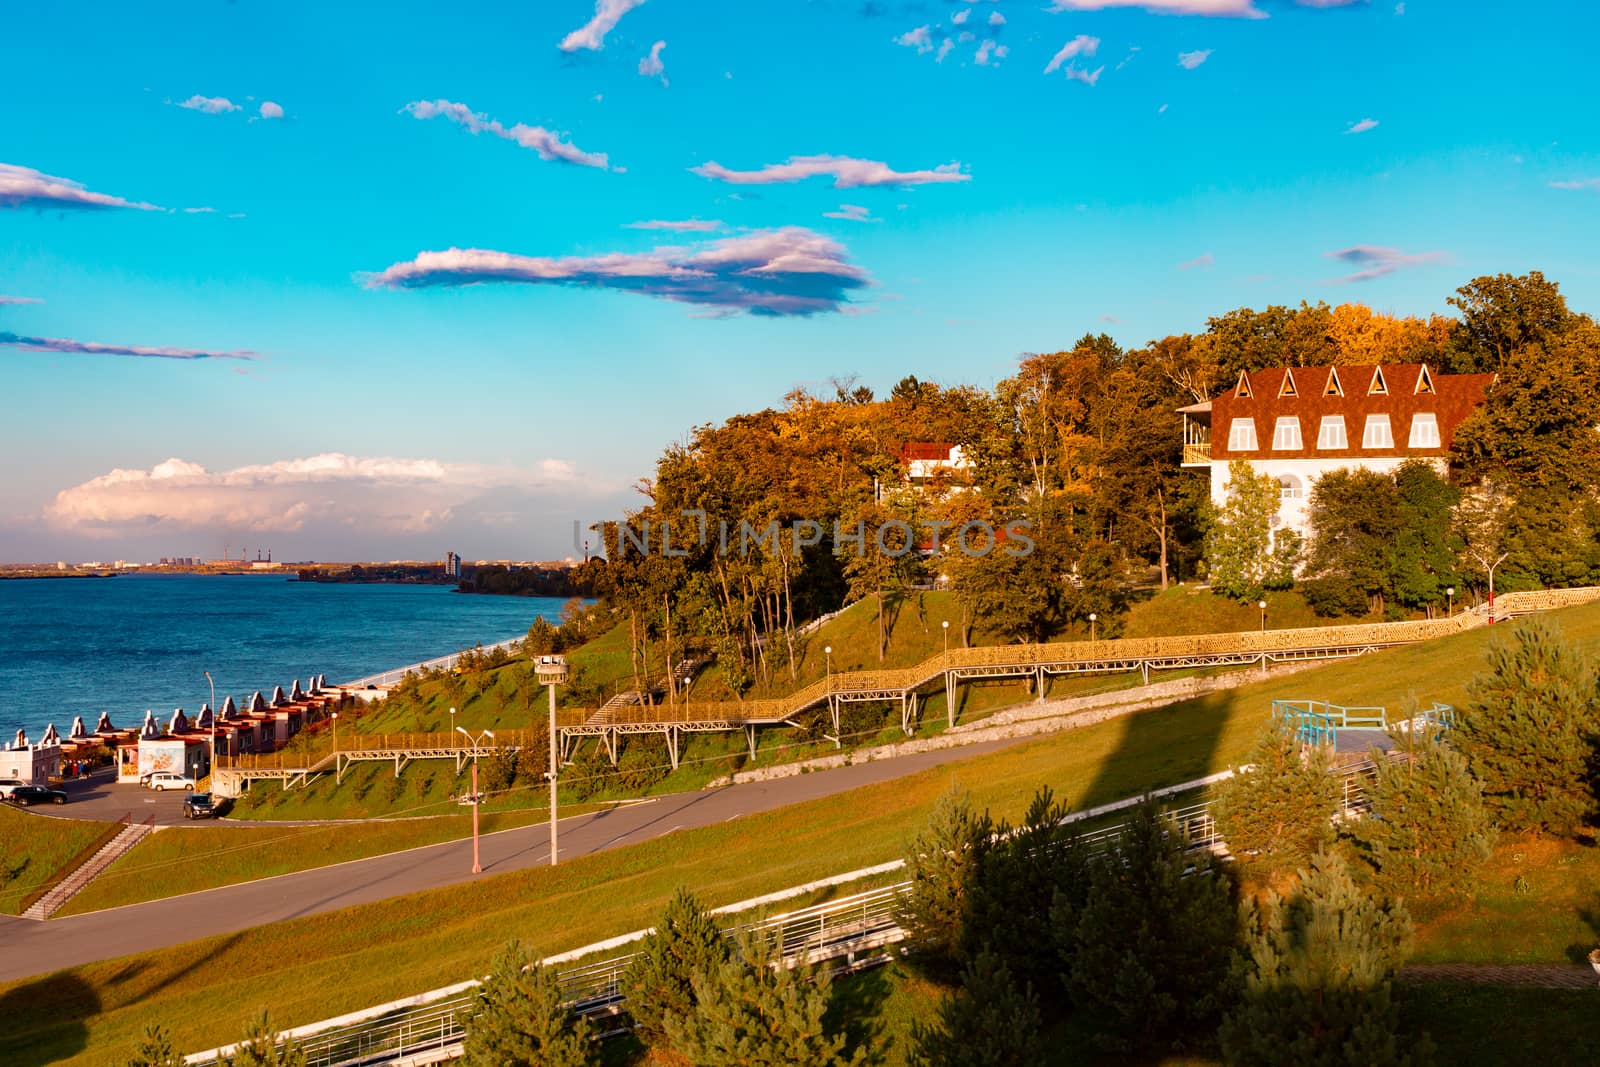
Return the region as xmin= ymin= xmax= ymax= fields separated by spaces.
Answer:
xmin=1400 ymin=963 xmax=1599 ymax=989
xmin=0 ymin=736 xmax=1023 ymax=984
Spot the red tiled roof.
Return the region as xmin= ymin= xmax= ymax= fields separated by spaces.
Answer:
xmin=1209 ymin=364 xmax=1494 ymax=461
xmin=900 ymin=441 xmax=957 ymax=463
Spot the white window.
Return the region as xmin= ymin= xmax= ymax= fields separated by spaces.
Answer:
xmin=1363 ymin=414 xmax=1395 ymax=449
xmin=1228 ymin=418 xmax=1258 ymax=451
xmin=1317 ymin=415 xmax=1348 ymax=449
xmin=1279 ymin=474 xmax=1304 ymax=500
xmin=1272 ymin=416 xmax=1303 ymax=451
xmin=1409 ymin=412 xmax=1441 ymax=448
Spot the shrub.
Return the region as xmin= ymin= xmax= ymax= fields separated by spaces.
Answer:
xmin=126 ymin=1022 xmax=184 ymax=1067
xmin=1214 ymin=716 xmax=1341 ymax=877
xmin=458 ymin=940 xmax=595 ymax=1067
xmin=622 ymin=887 xmax=730 ymax=1045
xmin=224 ymin=1011 xmax=306 ymax=1067
xmin=1302 ymin=577 xmax=1371 ymax=618
xmin=908 ymin=949 xmax=1043 ymax=1067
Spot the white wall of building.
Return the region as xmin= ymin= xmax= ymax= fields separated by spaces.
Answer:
xmin=0 ymin=746 xmax=61 ymax=785
xmin=1210 ymin=456 xmax=1447 ymax=540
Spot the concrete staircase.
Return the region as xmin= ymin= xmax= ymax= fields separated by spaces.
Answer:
xmin=23 ymin=818 xmax=153 ymax=920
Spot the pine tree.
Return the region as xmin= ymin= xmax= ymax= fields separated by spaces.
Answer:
xmin=622 ymin=886 xmax=730 ymax=1044
xmin=1058 ymin=800 xmax=1241 ymax=1053
xmin=896 ymin=785 xmax=994 ymax=976
xmin=224 ymin=1011 xmax=306 ymax=1067
xmin=126 ymin=1023 xmax=184 ymax=1067
xmin=1220 ymin=852 xmax=1430 ymax=1067
xmin=662 ymin=929 xmax=855 ymax=1066
xmin=1350 ymin=731 xmax=1496 ymax=899
xmin=963 ymin=786 xmax=1088 ymax=997
xmin=1456 ymin=619 xmax=1600 ymax=832
xmin=458 ymin=940 xmax=595 ymax=1067
xmin=908 ymin=949 xmax=1044 ymax=1067
xmin=1213 ymin=716 xmax=1341 ymax=876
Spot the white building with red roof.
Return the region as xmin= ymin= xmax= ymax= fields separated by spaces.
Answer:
xmin=1179 ymin=363 xmax=1495 ymax=538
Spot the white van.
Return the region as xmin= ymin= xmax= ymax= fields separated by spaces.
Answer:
xmin=145 ymin=771 xmax=196 ymax=792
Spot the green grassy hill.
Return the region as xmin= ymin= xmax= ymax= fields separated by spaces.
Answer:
xmin=0 ymin=806 xmax=118 ymax=916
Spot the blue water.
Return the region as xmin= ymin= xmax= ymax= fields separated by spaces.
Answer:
xmin=0 ymin=574 xmax=567 ymax=740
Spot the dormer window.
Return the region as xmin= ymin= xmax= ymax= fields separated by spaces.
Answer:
xmin=1272 ymin=416 xmax=1303 ymax=450
xmin=1317 ymin=415 xmax=1348 ymax=449
xmin=1228 ymin=418 xmax=1258 ymax=451
xmin=1415 ymin=365 xmax=1436 ymax=395
xmin=1368 ymin=367 xmax=1389 ymax=395
xmin=1323 ymin=367 xmax=1344 ymax=397
xmin=1235 ymin=371 xmax=1253 ymax=399
xmin=1278 ymin=369 xmax=1298 ymax=398
xmin=1409 ymin=412 xmax=1441 ymax=448
xmin=1363 ymin=413 xmax=1395 ymax=449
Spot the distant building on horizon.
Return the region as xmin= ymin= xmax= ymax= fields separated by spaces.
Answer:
xmin=1179 ymin=363 xmax=1495 ymax=540
xmin=444 ymin=551 xmax=461 ymax=578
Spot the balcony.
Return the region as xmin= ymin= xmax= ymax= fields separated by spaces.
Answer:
xmin=1181 ymin=442 xmax=1211 ymax=466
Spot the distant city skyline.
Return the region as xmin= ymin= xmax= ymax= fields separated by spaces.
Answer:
xmin=4 ymin=0 xmax=1597 ymax=561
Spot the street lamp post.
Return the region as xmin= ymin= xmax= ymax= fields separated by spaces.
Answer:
xmin=455 ymin=725 xmax=495 ymax=874
xmin=1258 ymin=599 xmax=1268 ymax=633
xmin=1446 ymin=586 xmax=1455 ymax=618
xmin=941 ymin=620 xmax=949 ymax=657
xmin=534 ymin=655 xmax=569 ymax=867
xmin=1486 ymin=553 xmax=1508 ymax=623
xmin=204 ymin=670 xmax=216 ymax=779
xmin=824 ymin=645 xmax=833 ymax=680
xmin=331 ymin=711 xmax=338 ymax=753
xmin=1089 ymin=612 xmax=1098 ymax=644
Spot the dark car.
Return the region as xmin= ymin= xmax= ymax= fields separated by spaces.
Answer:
xmin=9 ymin=785 xmax=67 ymax=806
xmin=183 ymin=792 xmax=220 ymax=819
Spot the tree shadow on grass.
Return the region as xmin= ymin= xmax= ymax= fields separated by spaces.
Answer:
xmin=826 ymin=962 xmax=895 ymax=1065
xmin=0 ymin=971 xmax=98 ymax=1067
xmin=1078 ymin=685 xmax=1239 ymax=812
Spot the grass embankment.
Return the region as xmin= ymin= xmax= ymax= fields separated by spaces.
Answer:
xmin=0 ymin=805 xmax=118 ymax=916
xmin=10 ymin=602 xmax=1600 ymax=1065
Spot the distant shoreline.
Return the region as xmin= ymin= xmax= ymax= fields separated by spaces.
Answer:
xmin=0 ymin=571 xmax=117 ymax=581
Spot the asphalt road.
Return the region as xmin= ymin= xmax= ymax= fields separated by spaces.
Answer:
xmin=29 ymin=767 xmax=199 ymax=826
xmin=0 ymin=736 xmax=1021 ymax=984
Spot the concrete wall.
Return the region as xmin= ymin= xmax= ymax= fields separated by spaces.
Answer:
xmin=0 ymin=746 xmax=60 ymax=785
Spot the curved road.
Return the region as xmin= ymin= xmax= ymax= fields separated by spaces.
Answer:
xmin=0 ymin=737 xmax=1022 ymax=984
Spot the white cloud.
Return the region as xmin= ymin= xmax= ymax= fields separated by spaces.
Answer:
xmin=259 ymin=101 xmax=284 ymax=120
xmin=690 ymin=154 xmax=969 ymax=188
xmin=989 ymin=11 xmax=1006 ymax=24
xmin=0 ymin=295 xmax=43 ymax=306
xmin=1323 ymin=245 xmax=1448 ymax=283
xmin=45 ymin=453 xmax=589 ymax=537
xmin=625 ymin=218 xmax=723 ymax=231
xmin=1344 ymin=117 xmax=1379 ymax=134
xmin=176 ymin=95 xmax=241 ymax=115
xmin=1178 ymin=49 xmax=1212 ymax=69
xmin=0 ymin=163 xmax=162 ymax=212
xmin=1549 ymin=177 xmax=1600 ymax=192
xmin=1065 ymin=65 xmax=1104 ymax=86
xmin=364 ymin=227 xmax=872 ymax=317
xmin=638 ymin=40 xmax=667 ymax=84
xmin=823 ymin=203 xmax=880 ymax=222
xmin=1178 ymin=252 xmax=1215 ymax=270
xmin=403 ymin=99 xmax=610 ymax=170
xmin=1116 ymin=46 xmax=1142 ymax=70
xmin=1045 ymin=35 xmax=1101 ymax=73
xmin=1049 ymin=0 xmax=1264 ymax=16
xmin=559 ymin=0 xmax=648 ymax=52
xmin=895 ymin=26 xmax=934 ymax=53
xmin=975 ymin=39 xmax=1008 ymax=65
xmin=952 ymin=8 xmax=970 ymax=23
xmin=1 ymin=330 xmax=255 ymax=361
xmin=935 ymin=39 xmax=955 ymax=62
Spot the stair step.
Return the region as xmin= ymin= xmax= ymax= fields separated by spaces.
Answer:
xmin=23 ymin=822 xmax=152 ymax=920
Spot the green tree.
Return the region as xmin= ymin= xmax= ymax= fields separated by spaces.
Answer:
xmin=663 ymin=929 xmax=855 ymax=1066
xmin=1305 ymin=468 xmax=1401 ymax=615
xmin=1220 ymin=852 xmax=1428 ymax=1067
xmin=1456 ymin=620 xmax=1600 ymax=833
xmin=126 ymin=1023 xmax=184 ymax=1067
xmin=1213 ymin=716 xmax=1341 ymax=877
xmin=896 ymin=785 xmax=994 ymax=976
xmin=1348 ymin=731 xmax=1495 ymax=899
xmin=224 ymin=1011 xmax=306 ymax=1067
xmin=1206 ymin=460 xmax=1298 ymax=601
xmin=622 ymin=887 xmax=731 ymax=1045
xmin=1445 ymin=270 xmax=1574 ymax=374
xmin=1059 ymin=800 xmax=1241 ymax=1053
xmin=458 ymin=940 xmax=595 ymax=1067
xmin=1389 ymin=462 xmax=1462 ymax=612
xmin=908 ymin=949 xmax=1044 ymax=1067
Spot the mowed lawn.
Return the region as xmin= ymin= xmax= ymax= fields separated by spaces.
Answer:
xmin=0 ymin=804 xmax=118 ymax=916
xmin=7 ymin=601 xmax=1600 ymax=1066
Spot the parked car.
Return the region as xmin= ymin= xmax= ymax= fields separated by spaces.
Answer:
xmin=9 ymin=785 xmax=67 ymax=806
xmin=0 ymin=777 xmax=25 ymax=800
xmin=145 ymin=771 xmax=196 ymax=792
xmin=183 ymin=792 xmax=220 ymax=819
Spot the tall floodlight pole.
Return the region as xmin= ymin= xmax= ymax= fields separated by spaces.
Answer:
xmin=534 ymin=655 xmax=569 ymax=866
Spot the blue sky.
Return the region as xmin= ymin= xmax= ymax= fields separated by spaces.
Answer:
xmin=2 ymin=0 xmax=1597 ymax=562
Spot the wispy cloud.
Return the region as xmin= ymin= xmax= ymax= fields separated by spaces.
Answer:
xmin=1048 ymin=0 xmax=1265 ymax=16
xmin=690 ymin=154 xmax=969 ymax=188
xmin=0 ymin=331 xmax=256 ymax=361
xmin=560 ymin=0 xmax=648 ymax=52
xmin=0 ymin=163 xmax=162 ymax=212
xmin=1323 ymin=245 xmax=1448 ymax=284
xmin=625 ymin=218 xmax=723 ymax=231
xmin=1345 ymin=117 xmax=1379 ymax=134
xmin=45 ymin=453 xmax=592 ymax=536
xmin=974 ymin=39 xmax=1008 ymax=65
xmin=1178 ymin=49 xmax=1213 ymax=69
xmin=639 ymin=40 xmax=668 ymax=84
xmin=1549 ymin=177 xmax=1600 ymax=192
xmin=952 ymin=8 xmax=970 ymax=23
xmin=364 ymin=227 xmax=872 ymax=317
xmin=894 ymin=25 xmax=935 ymax=53
xmin=1065 ymin=65 xmax=1104 ymax=86
xmin=1045 ymin=35 xmax=1100 ymax=73
xmin=1178 ymin=252 xmax=1215 ymax=271
xmin=259 ymin=101 xmax=284 ymax=120
xmin=823 ymin=203 xmax=880 ymax=222
xmin=402 ymin=99 xmax=610 ymax=170
xmin=0 ymin=295 xmax=43 ymax=306
xmin=176 ymin=95 xmax=241 ymax=115
xmin=989 ymin=11 xmax=1006 ymax=25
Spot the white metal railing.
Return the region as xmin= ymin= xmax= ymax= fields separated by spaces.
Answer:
xmin=338 ymin=636 xmax=527 ymax=690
